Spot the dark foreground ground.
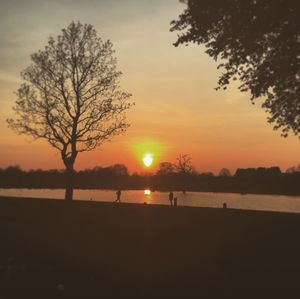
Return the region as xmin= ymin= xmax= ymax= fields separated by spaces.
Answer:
xmin=0 ymin=196 xmax=300 ymax=298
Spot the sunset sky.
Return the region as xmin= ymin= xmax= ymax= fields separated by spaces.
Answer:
xmin=1 ymin=0 xmax=300 ymax=174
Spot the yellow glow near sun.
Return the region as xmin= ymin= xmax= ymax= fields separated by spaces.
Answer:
xmin=143 ymin=153 xmax=153 ymax=167
xmin=131 ymin=138 xmax=166 ymax=169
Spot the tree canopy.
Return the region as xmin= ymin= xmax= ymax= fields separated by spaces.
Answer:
xmin=156 ymin=162 xmax=175 ymax=175
xmin=171 ymin=0 xmax=300 ymax=137
xmin=219 ymin=168 xmax=231 ymax=177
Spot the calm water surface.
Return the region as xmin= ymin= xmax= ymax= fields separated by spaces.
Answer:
xmin=1 ymin=188 xmax=300 ymax=213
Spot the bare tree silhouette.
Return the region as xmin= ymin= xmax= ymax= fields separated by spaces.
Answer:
xmin=174 ymin=154 xmax=195 ymax=174
xmin=174 ymin=154 xmax=195 ymax=193
xmin=7 ymin=21 xmax=133 ymax=201
xmin=171 ymin=1 xmax=300 ymax=137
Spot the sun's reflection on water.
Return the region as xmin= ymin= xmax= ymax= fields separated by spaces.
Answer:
xmin=144 ymin=189 xmax=151 ymax=195
xmin=143 ymin=189 xmax=152 ymax=203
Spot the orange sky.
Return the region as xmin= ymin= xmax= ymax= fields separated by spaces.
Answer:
xmin=0 ymin=0 xmax=300 ymax=174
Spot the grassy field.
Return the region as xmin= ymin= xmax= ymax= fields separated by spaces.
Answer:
xmin=0 ymin=196 xmax=300 ymax=298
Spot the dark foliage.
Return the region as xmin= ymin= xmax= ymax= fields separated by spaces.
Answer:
xmin=171 ymin=0 xmax=300 ymax=137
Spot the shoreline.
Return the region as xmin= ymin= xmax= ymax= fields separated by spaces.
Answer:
xmin=0 ymin=194 xmax=299 ymax=216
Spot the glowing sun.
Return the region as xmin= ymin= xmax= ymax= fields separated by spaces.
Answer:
xmin=143 ymin=153 xmax=153 ymax=167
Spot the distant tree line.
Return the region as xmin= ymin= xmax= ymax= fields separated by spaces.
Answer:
xmin=1 ymin=164 xmax=300 ymax=196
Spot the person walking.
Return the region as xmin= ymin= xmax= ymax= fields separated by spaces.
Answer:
xmin=115 ymin=190 xmax=121 ymax=203
xmin=168 ymin=191 xmax=174 ymax=206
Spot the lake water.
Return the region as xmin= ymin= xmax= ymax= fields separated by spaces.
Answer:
xmin=1 ymin=188 xmax=300 ymax=214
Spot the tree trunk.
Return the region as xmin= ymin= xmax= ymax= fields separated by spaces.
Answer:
xmin=65 ymin=164 xmax=74 ymax=202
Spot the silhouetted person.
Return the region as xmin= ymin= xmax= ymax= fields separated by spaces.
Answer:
xmin=169 ymin=191 xmax=174 ymax=206
xmin=115 ymin=190 xmax=121 ymax=203
xmin=223 ymin=203 xmax=227 ymax=209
